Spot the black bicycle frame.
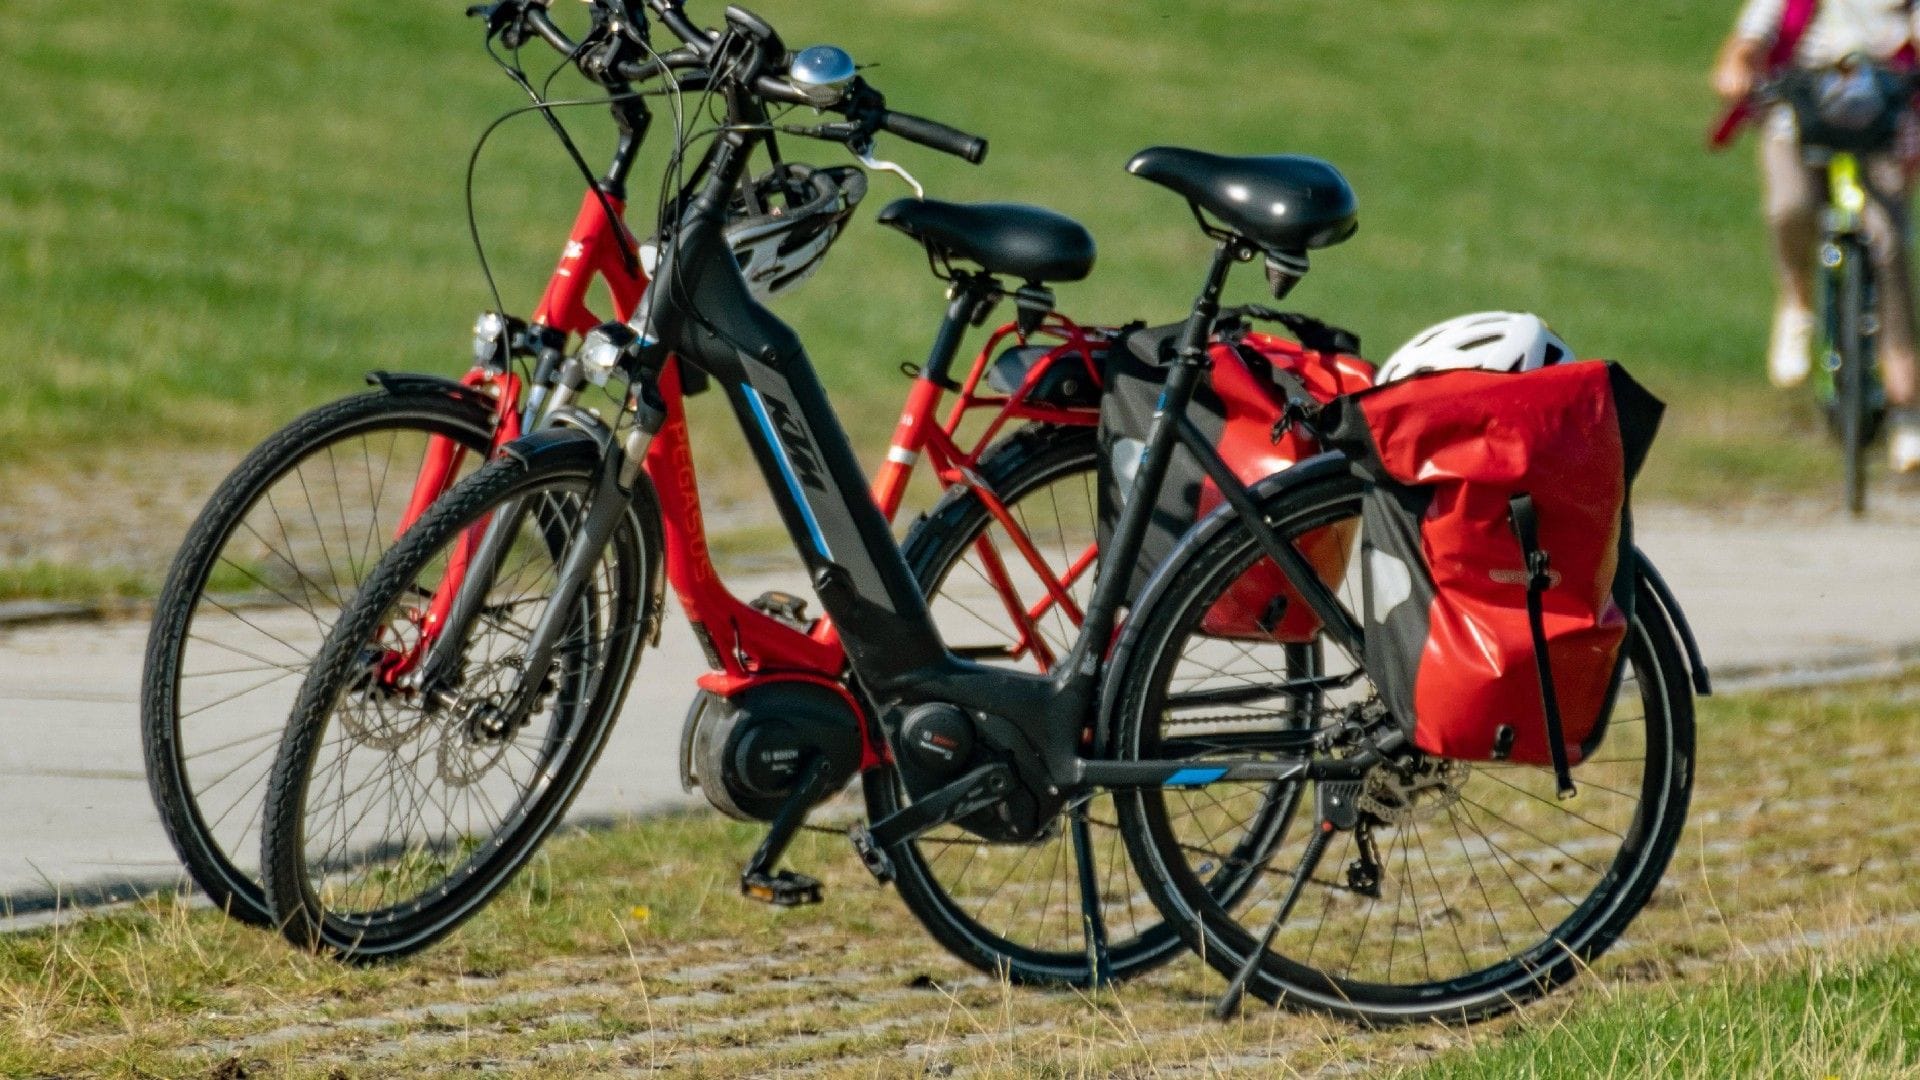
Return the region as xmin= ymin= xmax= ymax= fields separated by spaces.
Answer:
xmin=630 ymin=106 xmax=1369 ymax=798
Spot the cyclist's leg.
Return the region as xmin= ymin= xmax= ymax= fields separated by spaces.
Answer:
xmin=1759 ymin=108 xmax=1822 ymax=388
xmin=1862 ymin=151 xmax=1920 ymax=470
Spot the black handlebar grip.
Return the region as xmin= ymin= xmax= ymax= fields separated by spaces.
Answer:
xmin=879 ymin=110 xmax=988 ymax=164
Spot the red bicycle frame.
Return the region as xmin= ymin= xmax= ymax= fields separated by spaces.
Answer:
xmin=393 ymin=186 xmax=1108 ymax=753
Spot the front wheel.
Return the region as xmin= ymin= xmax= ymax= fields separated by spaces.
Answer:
xmin=1109 ymin=473 xmax=1694 ymax=1023
xmin=259 ymin=450 xmax=659 ymax=960
xmin=1835 ymin=237 xmax=1876 ymax=516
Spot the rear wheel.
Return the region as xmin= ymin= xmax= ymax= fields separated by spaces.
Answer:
xmin=1111 ymin=474 xmax=1694 ymax=1023
xmin=878 ymin=424 xmax=1293 ymax=986
xmin=1836 ymin=237 xmax=1874 ymax=516
xmin=142 ymin=388 xmax=495 ymax=927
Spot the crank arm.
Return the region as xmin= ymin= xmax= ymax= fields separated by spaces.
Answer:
xmin=863 ymin=762 xmax=1015 ymax=850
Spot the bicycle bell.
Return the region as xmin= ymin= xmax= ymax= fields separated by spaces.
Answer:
xmin=789 ymin=45 xmax=857 ymax=107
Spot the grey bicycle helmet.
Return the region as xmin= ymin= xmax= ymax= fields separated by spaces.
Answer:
xmin=725 ymin=163 xmax=868 ymax=301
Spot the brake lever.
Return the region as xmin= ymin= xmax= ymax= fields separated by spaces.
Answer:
xmin=854 ymin=141 xmax=924 ymax=199
xmin=467 ymin=0 xmax=542 ymax=49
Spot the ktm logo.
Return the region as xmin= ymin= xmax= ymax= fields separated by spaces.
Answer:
xmin=763 ymin=394 xmax=827 ymax=490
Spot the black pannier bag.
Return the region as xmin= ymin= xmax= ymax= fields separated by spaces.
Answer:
xmin=1321 ymin=361 xmax=1664 ymax=796
xmin=1097 ymin=312 xmax=1373 ymax=641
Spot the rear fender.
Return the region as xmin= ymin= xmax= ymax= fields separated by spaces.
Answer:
xmin=1633 ymin=548 xmax=1711 ymax=696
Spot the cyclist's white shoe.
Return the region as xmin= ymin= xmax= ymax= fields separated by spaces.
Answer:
xmin=1768 ymin=304 xmax=1814 ymax=388
xmin=1891 ymin=415 xmax=1920 ymax=474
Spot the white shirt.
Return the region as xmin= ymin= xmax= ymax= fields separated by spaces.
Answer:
xmin=1736 ymin=0 xmax=1920 ymax=66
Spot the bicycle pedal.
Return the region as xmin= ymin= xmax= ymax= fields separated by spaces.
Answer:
xmin=749 ymin=590 xmax=811 ymax=632
xmin=847 ymin=825 xmax=895 ymax=884
xmin=741 ymin=869 xmax=822 ymax=906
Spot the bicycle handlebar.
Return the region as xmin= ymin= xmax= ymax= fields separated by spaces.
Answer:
xmin=643 ymin=0 xmax=987 ymax=164
xmin=518 ymin=5 xmax=578 ymax=56
xmin=877 ymin=109 xmax=988 ymax=164
xmin=484 ymin=0 xmax=987 ymax=165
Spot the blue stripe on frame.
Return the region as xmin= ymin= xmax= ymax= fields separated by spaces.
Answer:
xmin=742 ymin=385 xmax=833 ymax=560
xmin=1165 ymin=766 xmax=1229 ymax=787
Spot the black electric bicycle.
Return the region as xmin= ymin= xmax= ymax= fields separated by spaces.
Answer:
xmin=262 ymin=0 xmax=1701 ymax=1023
xmin=140 ymin=0 xmax=1117 ymax=941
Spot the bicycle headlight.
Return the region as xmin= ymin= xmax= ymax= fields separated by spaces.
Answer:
xmin=472 ymin=310 xmax=510 ymax=367
xmin=579 ymin=322 xmax=639 ymax=384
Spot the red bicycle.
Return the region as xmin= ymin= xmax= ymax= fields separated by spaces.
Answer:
xmin=141 ymin=0 xmax=1123 ymax=977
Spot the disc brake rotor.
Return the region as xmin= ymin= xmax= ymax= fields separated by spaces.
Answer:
xmin=1358 ymin=758 xmax=1471 ymax=826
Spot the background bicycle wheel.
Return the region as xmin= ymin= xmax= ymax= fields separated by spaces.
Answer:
xmin=143 ymin=390 xmax=495 ymax=926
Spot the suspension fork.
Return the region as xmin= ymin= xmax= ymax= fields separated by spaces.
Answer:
xmin=423 ymin=383 xmax=667 ymax=722
xmin=389 ymin=364 xmax=588 ymax=684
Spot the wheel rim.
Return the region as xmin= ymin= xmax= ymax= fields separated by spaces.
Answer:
xmin=166 ymin=415 xmax=487 ymax=915
xmin=1125 ymin=488 xmax=1683 ymax=1012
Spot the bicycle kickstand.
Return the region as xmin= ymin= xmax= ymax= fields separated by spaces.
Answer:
xmin=1213 ymin=780 xmax=1362 ymax=1020
xmin=739 ymin=754 xmax=836 ymax=907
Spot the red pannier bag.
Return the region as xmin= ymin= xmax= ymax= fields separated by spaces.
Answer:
xmin=1098 ymin=311 xmax=1374 ymax=642
xmin=1321 ymin=361 xmax=1664 ymax=794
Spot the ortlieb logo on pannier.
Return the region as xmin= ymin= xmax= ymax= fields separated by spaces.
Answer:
xmin=1323 ymin=361 xmax=1664 ymax=796
xmin=1098 ymin=310 xmax=1373 ymax=641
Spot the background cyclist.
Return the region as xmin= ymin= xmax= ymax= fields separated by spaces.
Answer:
xmin=1713 ymin=0 xmax=1920 ymax=473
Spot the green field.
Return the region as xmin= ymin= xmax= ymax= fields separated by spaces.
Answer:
xmin=7 ymin=672 xmax=1920 ymax=1076
xmin=0 ymin=0 xmax=1837 ymax=503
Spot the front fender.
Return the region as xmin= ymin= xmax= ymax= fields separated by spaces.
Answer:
xmin=365 ymin=370 xmax=499 ymax=412
xmin=499 ymin=425 xmax=606 ymax=471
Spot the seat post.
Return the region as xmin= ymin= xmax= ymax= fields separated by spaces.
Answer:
xmin=918 ymin=273 xmax=996 ymax=390
xmin=1175 ymin=240 xmax=1241 ymax=363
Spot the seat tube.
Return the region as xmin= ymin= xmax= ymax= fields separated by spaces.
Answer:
xmin=1056 ymin=242 xmax=1238 ymax=688
xmin=874 ymin=283 xmax=988 ymax=518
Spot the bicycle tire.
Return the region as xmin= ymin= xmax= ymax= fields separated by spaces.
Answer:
xmin=1109 ymin=472 xmax=1694 ymax=1023
xmin=143 ymin=387 xmax=497 ymax=928
xmin=1839 ymin=237 xmax=1872 ymax=516
xmin=259 ymin=450 xmax=660 ymax=959
xmin=878 ymin=424 xmax=1296 ymax=986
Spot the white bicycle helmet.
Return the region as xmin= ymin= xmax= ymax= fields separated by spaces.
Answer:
xmin=1375 ymin=311 xmax=1573 ymax=384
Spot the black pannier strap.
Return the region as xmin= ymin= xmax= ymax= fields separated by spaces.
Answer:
xmin=1507 ymin=492 xmax=1576 ymax=800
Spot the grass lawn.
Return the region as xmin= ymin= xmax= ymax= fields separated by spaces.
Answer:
xmin=0 ymin=0 xmax=1847 ymax=504
xmin=6 ymin=671 xmax=1920 ymax=1076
